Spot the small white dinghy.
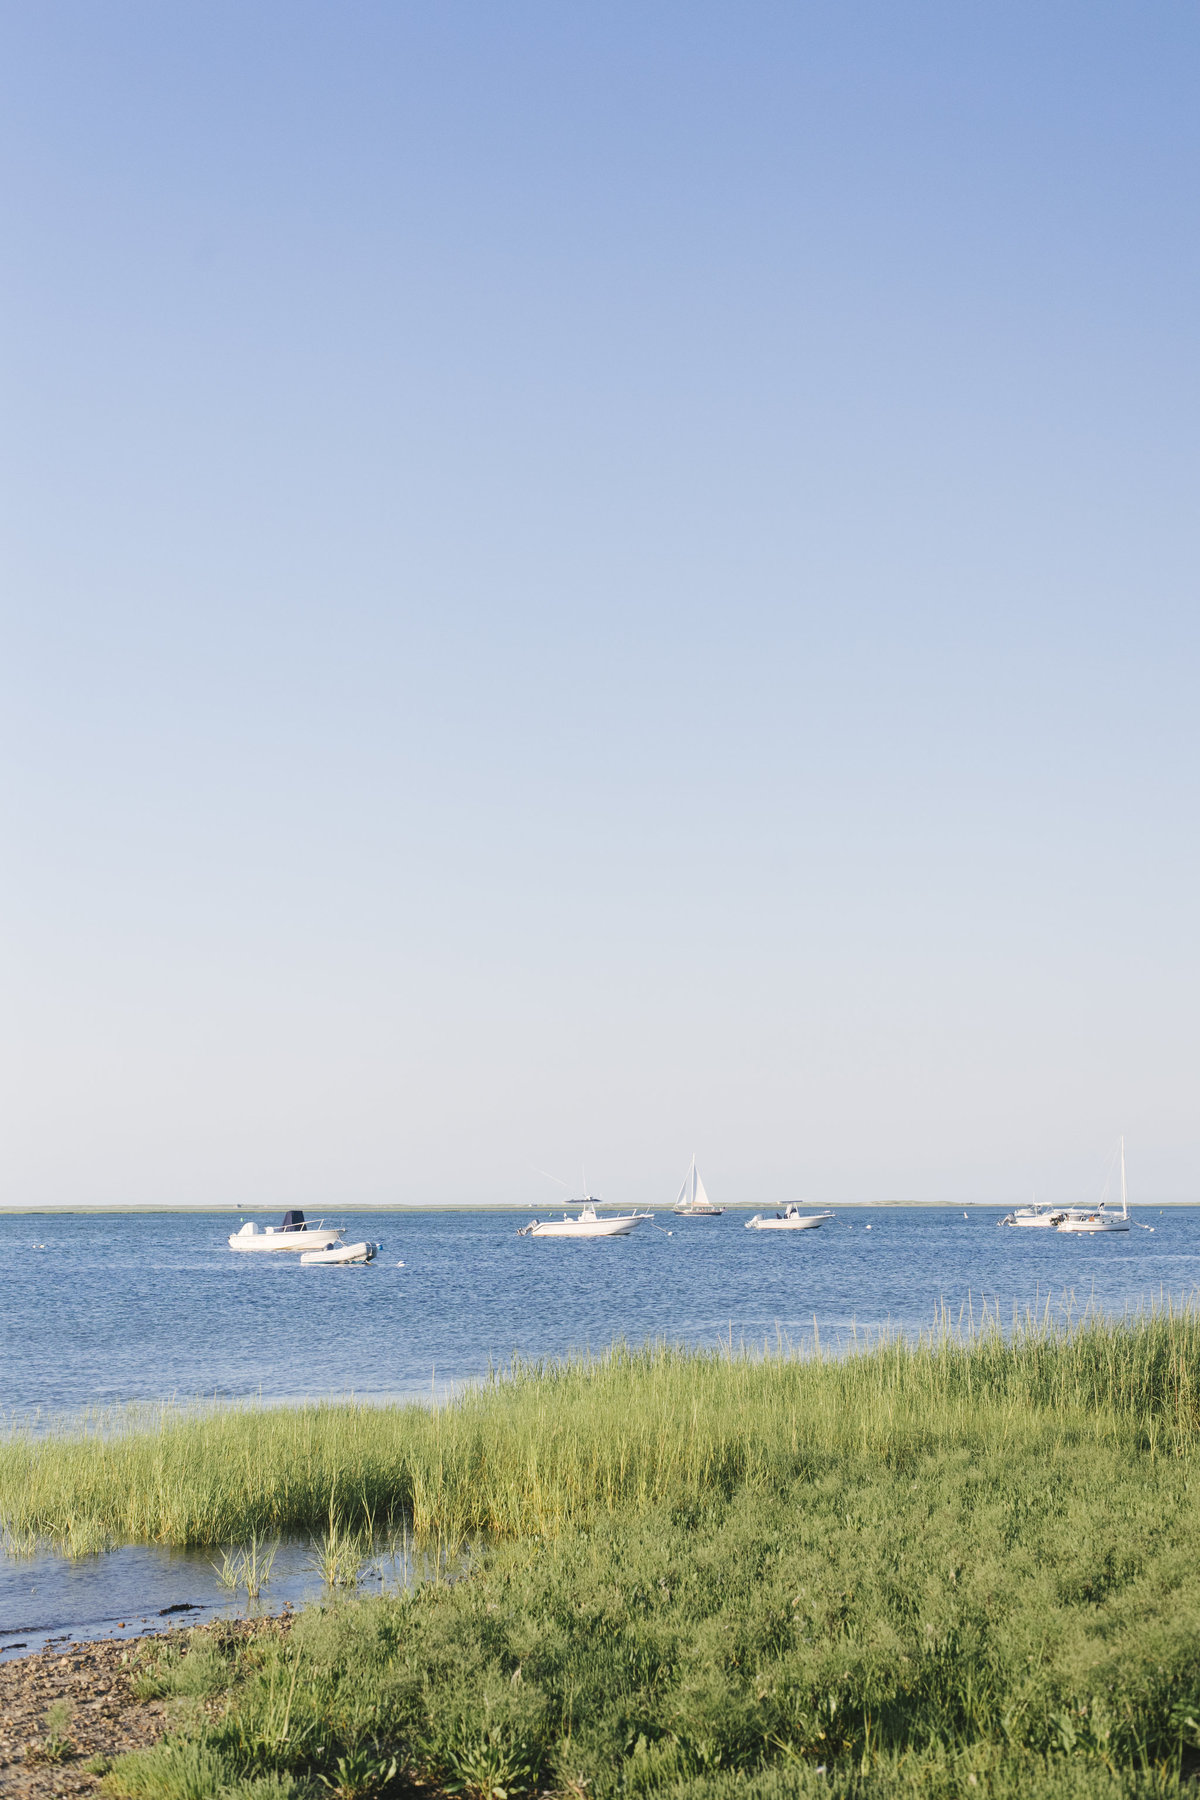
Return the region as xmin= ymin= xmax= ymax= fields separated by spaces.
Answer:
xmin=300 ymin=1240 xmax=380 ymax=1265
xmin=745 ymin=1205 xmax=834 ymax=1232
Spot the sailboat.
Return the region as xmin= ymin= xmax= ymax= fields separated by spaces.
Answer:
xmin=673 ymin=1156 xmax=724 ymax=1217
xmin=1056 ymin=1138 xmax=1133 ymax=1233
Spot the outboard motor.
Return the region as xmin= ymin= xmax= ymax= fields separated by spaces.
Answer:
xmin=281 ymin=1210 xmax=306 ymax=1232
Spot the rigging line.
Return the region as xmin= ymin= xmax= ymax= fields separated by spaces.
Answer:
xmin=530 ymin=1166 xmax=572 ymax=1191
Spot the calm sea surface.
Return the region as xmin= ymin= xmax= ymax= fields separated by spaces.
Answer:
xmin=3 ymin=1205 xmax=1199 ymax=1657
xmin=3 ymin=1205 xmax=1199 ymax=1421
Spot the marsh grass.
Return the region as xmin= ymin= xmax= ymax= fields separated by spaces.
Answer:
xmin=309 ymin=1516 xmax=372 ymax=1589
xmin=65 ymin=1515 xmax=113 ymax=1559
xmin=5 ymin=1303 xmax=1200 ymax=1555
xmin=44 ymin=1305 xmax=1200 ymax=1799
xmin=0 ymin=1518 xmax=37 ymax=1556
xmin=213 ymin=1532 xmax=279 ymax=1599
xmin=106 ymin=1445 xmax=1200 ymax=1798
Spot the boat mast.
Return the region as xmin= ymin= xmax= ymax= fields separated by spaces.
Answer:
xmin=1120 ymin=1136 xmax=1128 ymax=1218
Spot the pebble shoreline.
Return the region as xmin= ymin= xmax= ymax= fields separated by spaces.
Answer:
xmin=0 ymin=1615 xmax=290 ymax=1798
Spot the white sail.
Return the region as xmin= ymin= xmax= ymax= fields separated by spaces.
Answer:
xmin=673 ymin=1155 xmax=723 ymax=1215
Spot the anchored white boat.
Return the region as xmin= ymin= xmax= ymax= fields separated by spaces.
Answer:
xmin=228 ymin=1210 xmax=345 ymax=1254
xmin=1056 ymin=1139 xmax=1132 ymax=1234
xmin=518 ymin=1199 xmax=652 ymax=1239
xmin=999 ymin=1201 xmax=1068 ymax=1229
xmin=301 ymin=1240 xmax=379 ymax=1265
xmin=673 ymin=1156 xmax=724 ymax=1217
xmin=745 ymin=1205 xmax=834 ymax=1232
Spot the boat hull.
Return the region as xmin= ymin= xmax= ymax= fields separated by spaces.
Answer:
xmin=1055 ymin=1217 xmax=1130 ymax=1234
xmin=228 ymin=1225 xmax=344 ymax=1252
xmin=522 ymin=1216 xmax=645 ymax=1238
xmin=745 ymin=1211 xmax=833 ymax=1231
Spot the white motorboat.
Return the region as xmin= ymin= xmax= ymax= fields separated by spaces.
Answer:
xmin=1055 ymin=1139 xmax=1133 ymax=1234
xmin=745 ymin=1205 xmax=834 ymax=1232
xmin=300 ymin=1240 xmax=379 ymax=1265
xmin=999 ymin=1202 xmax=1068 ymax=1228
xmin=673 ymin=1155 xmax=724 ymax=1216
xmin=518 ymin=1199 xmax=652 ymax=1239
xmin=228 ymin=1210 xmax=345 ymax=1253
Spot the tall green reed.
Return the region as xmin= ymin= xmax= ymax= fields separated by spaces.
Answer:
xmin=3 ymin=1302 xmax=1198 ymax=1556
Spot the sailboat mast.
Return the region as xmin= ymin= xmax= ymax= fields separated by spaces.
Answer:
xmin=1120 ymin=1136 xmax=1128 ymax=1218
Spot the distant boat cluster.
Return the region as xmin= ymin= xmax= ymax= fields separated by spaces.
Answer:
xmin=998 ymin=1138 xmax=1133 ymax=1234
xmin=226 ymin=1141 xmax=1137 ymax=1260
xmin=516 ymin=1156 xmax=837 ymax=1239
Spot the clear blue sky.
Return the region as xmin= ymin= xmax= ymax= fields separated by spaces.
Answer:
xmin=2 ymin=3 xmax=1197 ymax=1207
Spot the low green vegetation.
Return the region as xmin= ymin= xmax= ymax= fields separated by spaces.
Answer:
xmin=109 ymin=1442 xmax=1200 ymax=1800
xmin=4 ymin=1308 xmax=1200 ymax=1551
xmin=24 ymin=1697 xmax=75 ymax=1765
xmin=6 ymin=1310 xmax=1200 ymax=1795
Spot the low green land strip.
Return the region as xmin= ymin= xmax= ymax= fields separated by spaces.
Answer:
xmin=6 ymin=1315 xmax=1200 ymax=1795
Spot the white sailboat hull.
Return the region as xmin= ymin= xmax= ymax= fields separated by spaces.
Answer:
xmin=1055 ymin=1214 xmax=1130 ymax=1234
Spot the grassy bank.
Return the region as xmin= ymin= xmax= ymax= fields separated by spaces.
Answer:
xmin=109 ymin=1399 xmax=1200 ymax=1798
xmin=4 ymin=1309 xmax=1200 ymax=1553
xmin=7 ymin=1314 xmax=1200 ymax=1796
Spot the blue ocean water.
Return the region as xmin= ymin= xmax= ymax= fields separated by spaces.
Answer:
xmin=3 ymin=1205 xmax=1199 ymax=1422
